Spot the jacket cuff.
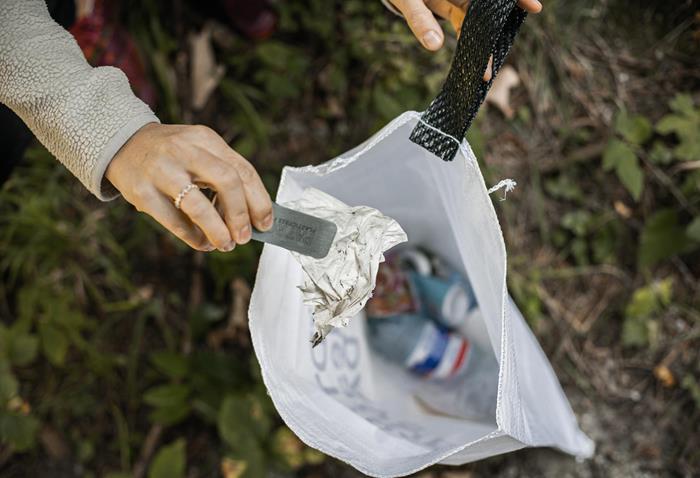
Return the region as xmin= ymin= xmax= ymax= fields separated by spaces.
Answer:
xmin=90 ymin=112 xmax=160 ymax=201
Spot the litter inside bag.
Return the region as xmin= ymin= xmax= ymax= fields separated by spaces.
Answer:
xmin=365 ymin=247 xmax=499 ymax=422
xmin=249 ymin=112 xmax=594 ymax=478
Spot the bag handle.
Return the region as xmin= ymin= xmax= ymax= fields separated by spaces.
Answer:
xmin=409 ymin=0 xmax=527 ymax=161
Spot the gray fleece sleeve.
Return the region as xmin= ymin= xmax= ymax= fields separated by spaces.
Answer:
xmin=0 ymin=0 xmax=160 ymax=200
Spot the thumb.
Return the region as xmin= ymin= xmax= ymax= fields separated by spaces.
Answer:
xmin=391 ymin=0 xmax=444 ymax=51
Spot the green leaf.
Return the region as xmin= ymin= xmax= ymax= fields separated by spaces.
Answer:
xmin=687 ymin=217 xmax=700 ymax=242
xmin=256 ymin=42 xmax=296 ymax=69
xmin=149 ymin=402 xmax=191 ymax=426
xmin=656 ymin=114 xmax=692 ymax=136
xmin=148 ymin=439 xmax=186 ymax=478
xmin=218 ymin=396 xmax=247 ymax=449
xmin=561 ymin=210 xmax=592 ymax=236
xmin=0 ymin=370 xmax=18 ymax=403
xmin=622 ymin=279 xmax=673 ymax=348
xmin=7 ymin=333 xmax=39 ymax=367
xmin=602 ymin=139 xmax=635 ymax=171
xmin=675 ymin=134 xmax=700 ymax=162
xmin=615 ymin=110 xmax=652 ymax=145
xmin=39 ymin=323 xmax=69 ymax=366
xmin=0 ymin=412 xmax=40 ymax=451
xmin=648 ymin=141 xmax=674 ymax=165
xmin=218 ymin=394 xmax=272 ymax=450
xmin=656 ymin=94 xmax=700 ymax=162
xmin=272 ymin=427 xmax=306 ymax=470
xmin=592 ymin=222 xmax=620 ymax=264
xmin=143 ymin=384 xmax=191 ymax=425
xmin=143 ymin=384 xmax=190 ymax=408
xmin=638 ymin=210 xmax=694 ymax=268
xmin=625 ymin=279 xmax=673 ymax=319
xmin=622 ymin=315 xmax=649 ymax=348
xmin=150 ymin=352 xmax=189 ymax=379
xmin=669 ymin=93 xmax=695 ymax=116
xmin=218 ymin=396 xmax=269 ymax=478
xmin=615 ymin=152 xmax=644 ymax=201
xmin=544 ymin=174 xmax=584 ymax=202
xmin=656 ymin=279 xmax=674 ymax=306
xmin=601 ymin=138 xmax=645 ymax=200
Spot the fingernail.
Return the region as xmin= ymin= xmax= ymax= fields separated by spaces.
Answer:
xmin=204 ymin=245 xmax=215 ymax=252
xmin=222 ymin=241 xmax=235 ymax=252
xmin=238 ymin=225 xmax=251 ymax=243
xmin=422 ymin=30 xmax=442 ymax=50
xmin=262 ymin=213 xmax=273 ymax=230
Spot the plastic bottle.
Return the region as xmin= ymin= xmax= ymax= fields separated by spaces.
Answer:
xmin=397 ymin=248 xmax=478 ymax=330
xmin=366 ymin=313 xmax=498 ymax=420
xmin=367 ymin=314 xmax=471 ymax=380
xmin=408 ymin=272 xmax=477 ymax=329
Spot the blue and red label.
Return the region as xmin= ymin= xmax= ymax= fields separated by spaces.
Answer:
xmin=405 ymin=322 xmax=470 ymax=379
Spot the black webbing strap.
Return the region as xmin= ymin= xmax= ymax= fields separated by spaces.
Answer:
xmin=409 ymin=0 xmax=527 ymax=161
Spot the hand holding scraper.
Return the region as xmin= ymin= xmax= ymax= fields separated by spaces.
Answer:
xmin=240 ymin=189 xmax=406 ymax=348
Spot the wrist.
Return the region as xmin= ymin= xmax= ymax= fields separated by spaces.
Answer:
xmin=105 ymin=121 xmax=159 ymax=185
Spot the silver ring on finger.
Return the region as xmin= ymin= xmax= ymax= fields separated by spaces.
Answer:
xmin=174 ymin=183 xmax=199 ymax=210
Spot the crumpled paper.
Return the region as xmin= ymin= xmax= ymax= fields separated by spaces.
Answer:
xmin=283 ymin=188 xmax=407 ymax=346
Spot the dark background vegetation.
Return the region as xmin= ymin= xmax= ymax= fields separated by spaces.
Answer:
xmin=1 ymin=0 xmax=699 ymax=476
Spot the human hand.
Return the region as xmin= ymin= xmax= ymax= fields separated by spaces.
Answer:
xmin=106 ymin=123 xmax=273 ymax=252
xmin=388 ymin=0 xmax=542 ymax=80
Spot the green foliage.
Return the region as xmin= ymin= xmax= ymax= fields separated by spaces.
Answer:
xmin=656 ymin=94 xmax=700 ymax=161
xmin=39 ymin=321 xmax=70 ymax=366
xmin=622 ymin=278 xmax=673 ymax=347
xmin=615 ymin=110 xmax=653 ymax=145
xmin=560 ymin=95 xmax=700 ymax=271
xmin=0 ymin=412 xmax=40 ymax=452
xmin=603 ymin=133 xmax=644 ymax=201
xmin=272 ymin=427 xmax=325 ymax=471
xmin=148 ymin=439 xmax=186 ymax=478
xmin=150 ymin=351 xmax=189 ymax=379
xmin=638 ymin=210 xmax=696 ymax=268
xmin=538 ymin=93 xmax=699 ymax=374
xmin=601 ymin=97 xmax=699 ymax=203
xmin=0 ymin=369 xmax=18 ymax=404
xmin=217 ymin=392 xmax=274 ymax=477
xmin=144 ymin=384 xmax=192 ymax=425
xmin=1 ymin=325 xmax=39 ymax=368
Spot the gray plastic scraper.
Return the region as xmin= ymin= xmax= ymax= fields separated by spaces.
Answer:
xmin=251 ymin=202 xmax=337 ymax=259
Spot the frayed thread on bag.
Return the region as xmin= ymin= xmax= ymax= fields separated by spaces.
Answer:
xmin=487 ymin=178 xmax=517 ymax=200
xmin=416 ymin=118 xmax=516 ymax=201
